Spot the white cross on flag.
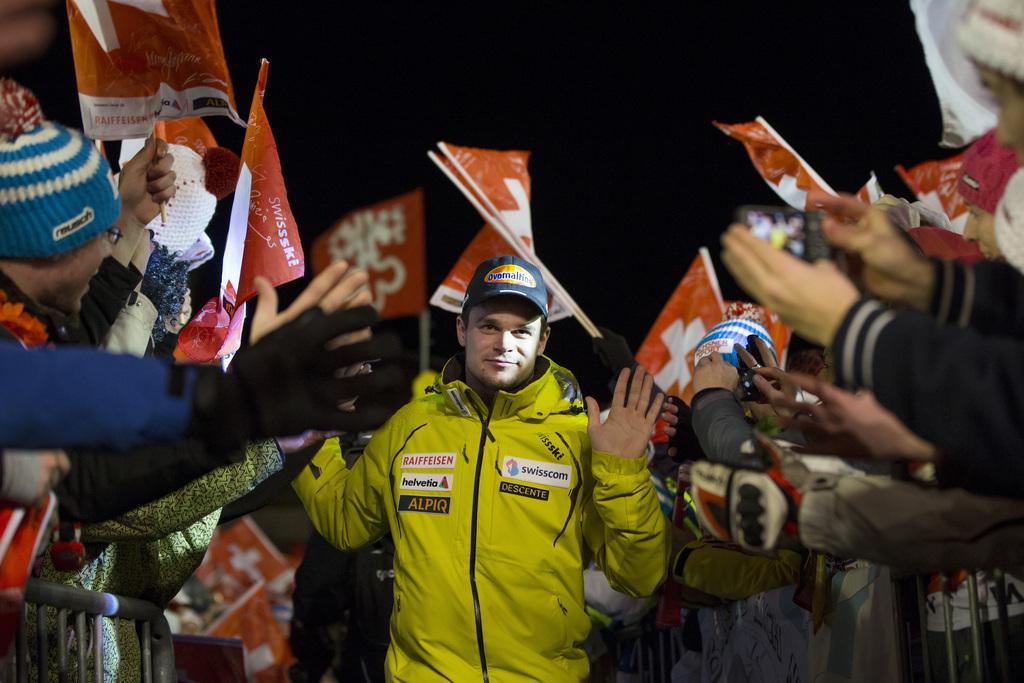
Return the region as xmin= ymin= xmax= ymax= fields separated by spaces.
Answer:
xmin=635 ymin=248 xmax=725 ymax=404
xmin=714 ymin=117 xmax=882 ymax=211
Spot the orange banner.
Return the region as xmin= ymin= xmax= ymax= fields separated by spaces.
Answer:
xmin=154 ymin=117 xmax=218 ymax=157
xmin=175 ymin=59 xmax=302 ymax=364
xmin=429 ymin=143 xmax=571 ymax=320
xmin=896 ymin=153 xmax=968 ymax=232
xmin=66 ymin=0 xmax=242 ymax=139
xmin=0 ymin=494 xmax=55 ymax=656
xmin=311 ymin=189 xmax=426 ymax=320
xmin=204 ymin=582 xmax=291 ymax=683
xmin=195 ymin=516 xmax=294 ymax=604
xmin=429 ymin=223 xmax=516 ymax=311
xmin=907 ymin=226 xmax=984 ymax=264
xmin=439 ymin=143 xmax=533 ymax=240
xmin=233 ymin=59 xmax=304 ymax=306
xmin=714 ymin=117 xmax=837 ymax=211
xmin=636 ymin=249 xmax=725 ymax=405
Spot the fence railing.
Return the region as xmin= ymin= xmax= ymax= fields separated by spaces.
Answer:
xmin=7 ymin=578 xmax=175 ymax=682
xmin=897 ymin=569 xmax=1018 ymax=683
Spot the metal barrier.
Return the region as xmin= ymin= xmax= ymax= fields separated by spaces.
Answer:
xmin=612 ymin=623 xmax=685 ymax=682
xmin=896 ymin=570 xmax=1019 ymax=683
xmin=7 ymin=578 xmax=175 ymax=683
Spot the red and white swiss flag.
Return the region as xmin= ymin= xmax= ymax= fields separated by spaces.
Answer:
xmin=635 ymin=248 xmax=725 ymax=405
xmin=715 ymin=117 xmax=881 ymax=210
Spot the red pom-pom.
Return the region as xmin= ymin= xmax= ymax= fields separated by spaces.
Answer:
xmin=203 ymin=146 xmax=241 ymax=200
xmin=0 ymin=79 xmax=43 ymax=138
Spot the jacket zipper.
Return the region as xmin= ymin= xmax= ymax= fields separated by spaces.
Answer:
xmin=469 ymin=407 xmax=491 ymax=682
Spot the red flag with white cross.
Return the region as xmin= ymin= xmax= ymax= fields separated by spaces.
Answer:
xmin=635 ymin=248 xmax=725 ymax=405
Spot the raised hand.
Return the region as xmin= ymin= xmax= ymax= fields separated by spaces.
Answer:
xmin=812 ymin=192 xmax=935 ymax=310
xmin=119 ymin=135 xmax=176 ymax=227
xmin=763 ymin=373 xmax=938 ymax=461
xmin=720 ymin=225 xmax=859 ymax=346
xmin=693 ymin=352 xmax=739 ymax=394
xmin=586 ymin=366 xmax=664 ymax=459
xmin=249 ymin=260 xmax=370 ymax=345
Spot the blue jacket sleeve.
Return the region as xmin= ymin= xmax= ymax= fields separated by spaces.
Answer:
xmin=0 ymin=342 xmax=193 ymax=450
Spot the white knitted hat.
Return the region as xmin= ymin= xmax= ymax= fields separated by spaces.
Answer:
xmin=995 ymin=168 xmax=1024 ymax=270
xmin=146 ymin=144 xmax=216 ymax=256
xmin=959 ymin=0 xmax=1024 ymax=82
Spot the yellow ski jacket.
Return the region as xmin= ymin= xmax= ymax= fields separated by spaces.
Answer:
xmin=293 ymin=355 xmax=669 ymax=682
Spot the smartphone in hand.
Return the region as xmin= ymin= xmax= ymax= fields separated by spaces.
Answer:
xmin=735 ymin=205 xmax=832 ymax=261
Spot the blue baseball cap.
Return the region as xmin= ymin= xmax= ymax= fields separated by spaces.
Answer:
xmin=462 ymin=255 xmax=549 ymax=318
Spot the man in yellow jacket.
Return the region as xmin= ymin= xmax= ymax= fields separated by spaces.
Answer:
xmin=294 ymin=255 xmax=670 ymax=682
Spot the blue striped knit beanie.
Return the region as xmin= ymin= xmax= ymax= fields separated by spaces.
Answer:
xmin=693 ymin=302 xmax=775 ymax=369
xmin=0 ymin=80 xmax=120 ymax=257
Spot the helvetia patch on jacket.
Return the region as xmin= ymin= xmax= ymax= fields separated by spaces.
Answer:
xmin=499 ymin=481 xmax=550 ymax=501
xmin=400 ymin=453 xmax=456 ymax=469
xmin=501 ymin=456 xmax=572 ymax=489
xmin=398 ymin=494 xmax=451 ymax=514
xmin=399 ymin=473 xmax=453 ymax=492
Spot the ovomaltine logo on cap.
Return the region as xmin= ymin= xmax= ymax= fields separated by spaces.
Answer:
xmin=484 ymin=264 xmax=536 ymax=288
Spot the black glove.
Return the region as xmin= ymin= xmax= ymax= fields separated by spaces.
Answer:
xmin=665 ymin=395 xmax=705 ymax=463
xmin=188 ymin=305 xmax=402 ymax=451
xmin=592 ymin=326 xmax=635 ymax=375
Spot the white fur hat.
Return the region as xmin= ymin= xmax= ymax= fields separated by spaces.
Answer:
xmin=959 ymin=0 xmax=1024 ymax=82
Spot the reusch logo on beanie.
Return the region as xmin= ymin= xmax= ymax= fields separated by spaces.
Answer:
xmin=53 ymin=207 xmax=96 ymax=242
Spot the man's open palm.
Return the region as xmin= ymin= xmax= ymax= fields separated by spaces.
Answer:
xmin=585 ymin=367 xmax=664 ymax=459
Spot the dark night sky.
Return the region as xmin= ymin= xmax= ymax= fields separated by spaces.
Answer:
xmin=14 ymin=4 xmax=946 ymax=398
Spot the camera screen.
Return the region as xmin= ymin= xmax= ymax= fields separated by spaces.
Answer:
xmin=745 ymin=209 xmax=806 ymax=259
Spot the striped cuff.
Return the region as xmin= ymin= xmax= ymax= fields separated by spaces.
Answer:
xmin=929 ymin=259 xmax=975 ymax=328
xmin=832 ymin=299 xmax=896 ymax=390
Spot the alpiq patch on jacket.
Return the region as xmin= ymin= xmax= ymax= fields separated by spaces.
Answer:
xmin=499 ymin=481 xmax=550 ymax=501
xmin=398 ymin=494 xmax=451 ymax=514
xmin=399 ymin=473 xmax=453 ymax=492
xmin=400 ymin=453 xmax=456 ymax=469
xmin=501 ymin=456 xmax=572 ymax=489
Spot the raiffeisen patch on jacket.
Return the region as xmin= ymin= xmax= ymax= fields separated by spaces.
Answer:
xmin=293 ymin=354 xmax=670 ymax=682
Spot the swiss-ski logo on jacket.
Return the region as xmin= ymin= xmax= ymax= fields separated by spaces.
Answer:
xmin=536 ymin=433 xmax=564 ymax=460
xmin=502 ymin=456 xmax=571 ymax=489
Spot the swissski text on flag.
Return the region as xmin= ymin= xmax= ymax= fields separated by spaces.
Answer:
xmin=176 ymin=59 xmax=304 ymax=364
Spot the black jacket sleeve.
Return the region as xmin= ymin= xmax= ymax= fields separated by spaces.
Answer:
xmin=74 ymin=258 xmax=142 ymax=345
xmin=57 ymin=439 xmax=243 ymax=523
xmin=929 ymin=259 xmax=1024 ymax=336
xmin=833 ymin=298 xmax=1024 ymax=497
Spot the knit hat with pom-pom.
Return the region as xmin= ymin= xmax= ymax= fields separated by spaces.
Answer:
xmin=957 ymin=129 xmax=1019 ymax=214
xmin=146 ymin=142 xmax=239 ymax=270
xmin=0 ymin=79 xmax=120 ymax=257
xmin=693 ymin=301 xmax=776 ymax=369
